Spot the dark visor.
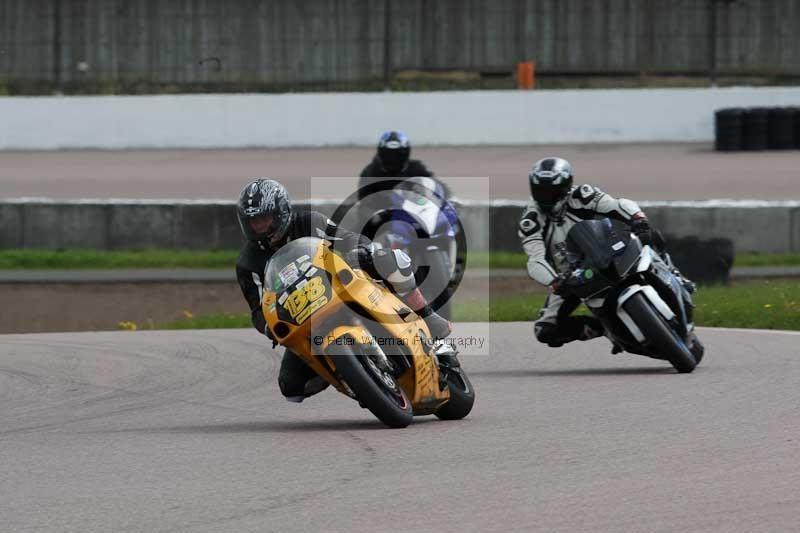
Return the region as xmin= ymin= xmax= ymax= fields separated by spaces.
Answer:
xmin=532 ymin=183 xmax=565 ymax=206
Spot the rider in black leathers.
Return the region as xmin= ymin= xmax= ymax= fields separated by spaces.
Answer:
xmin=357 ymin=130 xmax=436 ymax=201
xmin=235 ymin=178 xmax=452 ymax=403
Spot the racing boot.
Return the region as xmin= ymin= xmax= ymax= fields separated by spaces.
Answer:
xmin=536 ymin=316 xmax=604 ymax=348
xmin=399 ymin=288 xmax=452 ymax=341
xmin=284 ymin=376 xmax=330 ymax=403
xmin=569 ymin=316 xmax=605 ymax=342
xmin=433 ymin=339 xmax=461 ymax=370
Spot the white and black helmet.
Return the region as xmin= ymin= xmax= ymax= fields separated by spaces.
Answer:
xmin=236 ymin=178 xmax=293 ymax=244
xmin=529 ymin=157 xmax=574 ymax=211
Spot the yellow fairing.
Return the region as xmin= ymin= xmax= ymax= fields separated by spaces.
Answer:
xmin=261 ymin=240 xmax=450 ymax=412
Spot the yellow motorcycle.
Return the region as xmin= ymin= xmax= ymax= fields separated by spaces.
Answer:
xmin=261 ymin=237 xmax=474 ymax=428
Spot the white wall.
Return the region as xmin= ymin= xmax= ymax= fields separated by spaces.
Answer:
xmin=2 ymin=87 xmax=800 ymax=150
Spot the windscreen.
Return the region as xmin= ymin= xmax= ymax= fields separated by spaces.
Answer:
xmin=565 ymin=219 xmax=625 ymax=271
xmin=264 ymin=237 xmax=324 ymax=293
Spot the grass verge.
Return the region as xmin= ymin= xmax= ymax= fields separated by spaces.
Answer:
xmin=3 ymin=249 xmax=798 ymax=270
xmin=0 ymin=249 xmax=239 ymax=269
xmin=147 ymin=280 xmax=800 ymax=332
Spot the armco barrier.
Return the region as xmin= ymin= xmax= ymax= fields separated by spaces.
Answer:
xmin=2 ymin=199 xmax=799 ymax=254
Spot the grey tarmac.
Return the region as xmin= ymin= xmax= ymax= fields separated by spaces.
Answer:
xmin=1 ymin=324 xmax=798 ymax=532
xmin=2 ymin=143 xmax=800 ymax=201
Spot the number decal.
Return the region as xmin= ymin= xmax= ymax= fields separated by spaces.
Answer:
xmin=281 ymin=276 xmax=329 ymax=324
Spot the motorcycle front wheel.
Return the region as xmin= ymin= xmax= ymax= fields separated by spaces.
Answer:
xmin=623 ymin=293 xmax=697 ymax=373
xmin=435 ymin=367 xmax=475 ymax=420
xmin=332 ymin=340 xmax=414 ymax=428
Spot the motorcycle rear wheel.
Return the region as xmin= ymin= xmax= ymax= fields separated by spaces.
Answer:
xmin=623 ymin=293 xmax=697 ymax=373
xmin=332 ymin=340 xmax=414 ymax=428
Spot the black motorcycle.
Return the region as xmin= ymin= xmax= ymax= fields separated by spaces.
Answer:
xmin=556 ymin=218 xmax=704 ymax=373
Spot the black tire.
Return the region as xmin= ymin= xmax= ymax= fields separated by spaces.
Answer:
xmin=689 ymin=333 xmax=705 ymax=366
xmin=623 ymin=293 xmax=696 ymax=373
xmin=767 ymin=107 xmax=796 ymax=149
xmin=742 ymin=107 xmax=769 ymax=151
xmin=435 ymin=368 xmax=475 ymax=420
xmin=715 ymin=108 xmax=743 ymax=152
xmin=332 ymin=341 xmax=413 ymax=428
xmin=794 ymin=107 xmax=800 ymax=149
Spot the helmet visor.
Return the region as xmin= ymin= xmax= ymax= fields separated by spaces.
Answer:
xmin=379 ymin=147 xmax=409 ymax=172
xmin=248 ymin=214 xmax=275 ymax=236
xmin=532 ymin=182 xmax=568 ymax=207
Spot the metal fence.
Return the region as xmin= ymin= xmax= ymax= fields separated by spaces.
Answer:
xmin=1 ymin=0 xmax=799 ymax=93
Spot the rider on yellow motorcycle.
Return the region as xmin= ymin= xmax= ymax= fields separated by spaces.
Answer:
xmin=235 ymin=178 xmax=454 ymax=403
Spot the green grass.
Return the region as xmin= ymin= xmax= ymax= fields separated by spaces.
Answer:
xmin=462 ymin=280 xmax=800 ymax=329
xmin=733 ymin=253 xmax=800 ymax=268
xmin=148 ymin=280 xmax=800 ymax=332
xmin=0 ymin=249 xmax=239 ymax=269
xmin=156 ymin=313 xmax=251 ymax=330
xmin=464 ymin=251 xmax=526 ymax=270
xmin=469 ymin=252 xmax=800 ymax=269
xmin=691 ymin=280 xmax=800 ymax=329
xmin=2 ymin=249 xmax=800 ymax=270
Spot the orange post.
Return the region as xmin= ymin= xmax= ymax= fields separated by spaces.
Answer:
xmin=516 ymin=61 xmax=536 ymax=90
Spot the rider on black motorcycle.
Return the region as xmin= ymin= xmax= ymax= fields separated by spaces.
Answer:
xmin=518 ymin=157 xmax=693 ymax=349
xmin=356 ymin=131 xmax=452 ymax=215
xmin=358 ymin=130 xmax=437 ymax=193
xmin=235 ymin=178 xmax=453 ymax=403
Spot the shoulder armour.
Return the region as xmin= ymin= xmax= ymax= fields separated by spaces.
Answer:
xmin=518 ymin=204 xmax=542 ymax=238
xmin=571 ymin=184 xmax=601 ymax=205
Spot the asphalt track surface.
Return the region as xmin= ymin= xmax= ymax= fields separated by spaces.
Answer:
xmin=3 ymin=143 xmax=800 ymax=201
xmin=2 ymin=323 xmax=799 ymax=532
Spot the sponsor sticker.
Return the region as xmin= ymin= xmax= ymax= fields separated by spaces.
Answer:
xmin=368 ymin=289 xmax=383 ymax=305
xmin=278 ymin=263 xmax=300 ymax=287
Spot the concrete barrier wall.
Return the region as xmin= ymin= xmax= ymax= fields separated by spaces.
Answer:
xmin=2 ymin=199 xmax=798 ymax=254
xmin=4 ymin=87 xmax=800 ymax=150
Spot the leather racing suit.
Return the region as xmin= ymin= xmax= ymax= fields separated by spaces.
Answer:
xmin=236 ymin=209 xmax=446 ymax=401
xmin=518 ymin=184 xmax=652 ymax=347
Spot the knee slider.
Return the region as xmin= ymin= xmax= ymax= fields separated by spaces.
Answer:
xmin=373 ymin=248 xmax=415 ymax=292
xmin=278 ymin=376 xmax=305 ymax=398
xmin=534 ymin=322 xmax=558 ymax=343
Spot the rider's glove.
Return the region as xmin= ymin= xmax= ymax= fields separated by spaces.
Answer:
xmin=343 ymin=245 xmax=374 ymax=271
xmin=551 ymin=273 xmax=569 ymax=296
xmin=631 ymin=218 xmax=653 ymax=246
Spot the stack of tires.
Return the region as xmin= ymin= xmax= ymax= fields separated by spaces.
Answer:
xmin=715 ymin=106 xmax=798 ymax=151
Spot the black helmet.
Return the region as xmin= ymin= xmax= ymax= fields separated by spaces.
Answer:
xmin=529 ymin=157 xmax=574 ymax=212
xmin=236 ymin=178 xmax=293 ymax=245
xmin=377 ymin=130 xmax=411 ymax=174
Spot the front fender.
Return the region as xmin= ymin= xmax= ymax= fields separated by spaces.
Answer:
xmin=321 ymin=325 xmax=372 ymax=360
xmin=616 ymin=284 xmax=676 ymax=343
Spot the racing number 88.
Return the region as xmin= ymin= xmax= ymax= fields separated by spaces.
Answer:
xmin=283 ymin=276 xmax=326 ymax=319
